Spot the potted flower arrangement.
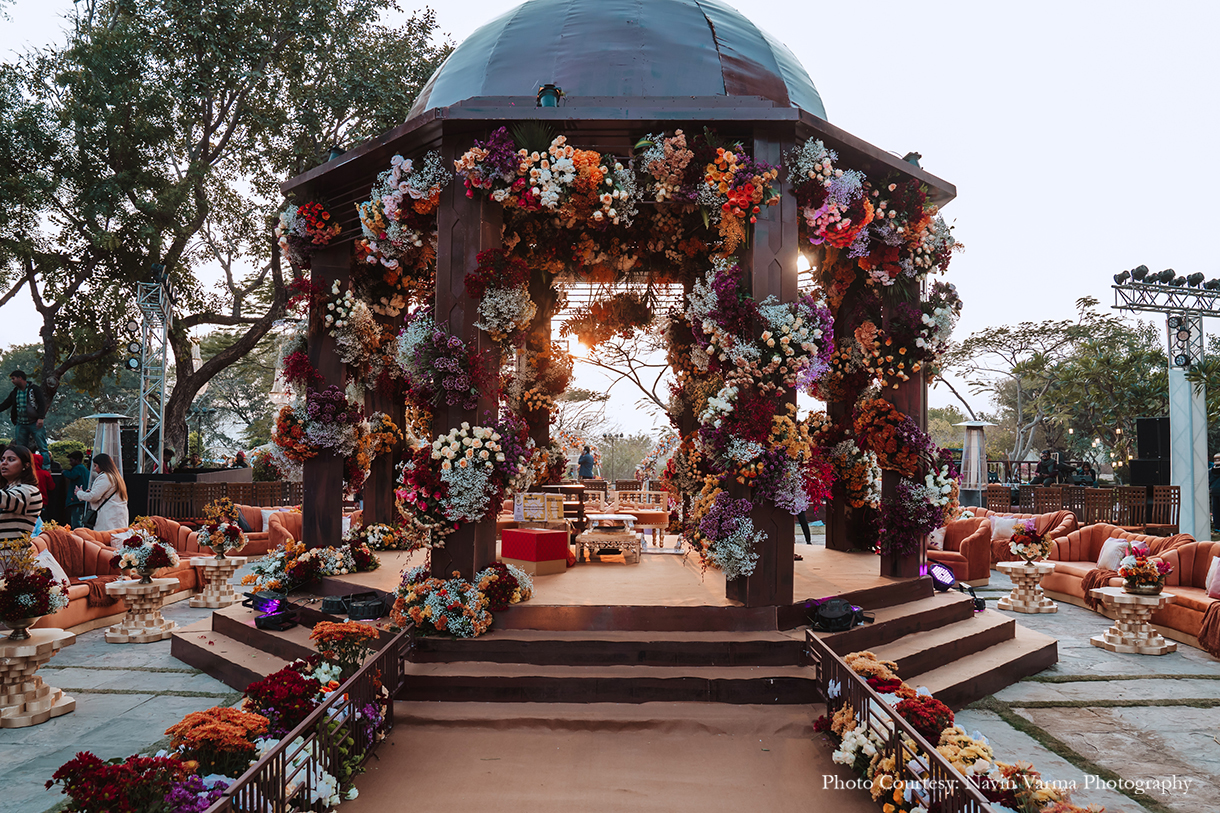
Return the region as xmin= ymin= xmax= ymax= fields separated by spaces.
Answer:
xmin=310 ymin=620 xmax=381 ymax=679
xmin=391 ymin=565 xmax=492 ymax=638
xmin=110 ymin=529 xmax=180 ymax=583
xmin=1118 ymin=543 xmax=1173 ymax=595
xmin=1008 ymin=519 xmax=1051 ymax=564
xmin=164 ymin=706 xmax=269 ymax=778
xmin=0 ymin=534 xmax=69 ymax=639
xmin=197 ymin=498 xmax=248 ymax=559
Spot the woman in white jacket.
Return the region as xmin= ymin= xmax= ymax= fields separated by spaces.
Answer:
xmin=74 ymin=453 xmax=129 ymax=531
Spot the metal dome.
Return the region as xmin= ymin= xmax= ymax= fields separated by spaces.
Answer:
xmin=408 ymin=0 xmax=827 ymax=119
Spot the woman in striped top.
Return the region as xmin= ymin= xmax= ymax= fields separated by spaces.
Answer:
xmin=0 ymin=444 xmax=44 ymax=540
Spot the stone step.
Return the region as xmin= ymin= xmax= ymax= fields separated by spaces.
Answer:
xmin=915 ymin=624 xmax=1059 ymax=710
xmin=210 ymin=603 xmax=319 ymax=664
xmin=415 ymin=628 xmax=806 ymax=667
xmin=399 ymin=660 xmax=818 ymax=704
xmin=870 ymin=609 xmax=1016 ymax=680
xmin=817 ymin=592 xmax=978 ymax=654
xmin=170 ymin=618 xmax=288 ymax=691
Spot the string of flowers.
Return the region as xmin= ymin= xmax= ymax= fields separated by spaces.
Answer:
xmin=466 ymin=248 xmax=536 ymax=345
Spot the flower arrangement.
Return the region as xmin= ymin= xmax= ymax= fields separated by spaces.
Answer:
xmin=325 ymin=280 xmax=383 ymax=368
xmin=854 ymin=398 xmax=931 ymax=478
xmin=395 ymin=444 xmax=460 ymax=549
xmin=0 ymin=535 xmax=69 ymax=625
xmin=396 ymin=308 xmax=492 ymax=411
xmin=109 ymin=529 xmax=180 ymax=579
xmin=243 ymin=663 xmax=324 ymax=738
xmin=1118 ymin=543 xmax=1173 ymax=589
xmin=1009 ymin=520 xmax=1051 ymax=564
xmin=240 ymin=538 xmax=379 ymax=593
xmin=310 ymin=620 xmax=380 ymax=675
xmin=895 ymin=694 xmax=954 ymax=744
xmin=685 ymin=488 xmax=766 ymax=581
xmin=165 ymin=706 xmax=270 ymax=777
xmin=475 ymin=562 xmax=534 ymax=611
xmin=391 ymin=566 xmax=492 ymax=638
xmin=197 ymin=498 xmax=248 ymax=558
xmin=343 ymin=522 xmax=412 ymax=552
xmin=272 ymin=405 xmax=317 ymax=465
xmin=829 ymin=439 xmax=882 ymax=509
xmin=467 ymin=248 xmax=535 ymax=344
xmin=46 ymin=753 xmax=209 ymax=813
xmin=303 ymin=385 xmax=364 ymax=456
xmin=875 ymin=479 xmax=947 ymax=558
xmin=276 ymin=201 xmax=341 ymax=270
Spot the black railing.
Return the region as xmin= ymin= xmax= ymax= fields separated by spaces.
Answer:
xmin=205 ymin=623 xmax=414 ymax=813
xmin=805 ymin=631 xmax=994 ymax=813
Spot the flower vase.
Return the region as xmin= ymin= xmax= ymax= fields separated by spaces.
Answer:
xmin=213 ymin=549 xmax=226 ymax=560
xmin=136 ymin=567 xmax=157 ymax=584
xmin=1123 ymin=581 xmax=1163 ymax=596
xmin=4 ymin=615 xmax=42 ymax=640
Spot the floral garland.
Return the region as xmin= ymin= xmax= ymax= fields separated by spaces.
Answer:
xmin=276 ymin=201 xmax=341 ymax=270
xmin=466 ymin=248 xmax=535 ymax=345
xmin=395 ymin=308 xmax=492 ymax=411
xmin=391 ymin=566 xmax=492 ymax=638
xmin=240 ymin=538 xmax=379 ymax=593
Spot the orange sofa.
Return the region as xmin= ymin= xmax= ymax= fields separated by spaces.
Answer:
xmin=965 ymin=508 xmax=1079 ymax=566
xmin=29 ymin=526 xmax=129 ymax=632
xmin=1040 ymin=523 xmax=1194 ymax=602
xmin=1146 ymin=540 xmax=1220 ymax=646
xmin=268 ymin=511 xmax=304 ymax=550
xmin=75 ymin=522 xmax=202 ymax=594
xmin=927 ymin=516 xmax=993 ymax=586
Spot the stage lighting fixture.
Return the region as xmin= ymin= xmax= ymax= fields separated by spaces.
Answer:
xmin=124 ymin=357 xmax=141 ymax=371
xmin=1132 ymin=265 xmax=1149 ymax=280
xmin=955 ymin=583 xmax=987 ymax=612
xmin=124 ymin=319 xmax=141 ymax=334
xmin=1113 ymin=270 xmax=1130 ymax=284
xmin=928 ymin=563 xmax=957 ymax=592
xmin=243 ymin=590 xmax=287 ymax=613
xmin=1174 ymin=353 xmax=1190 ymax=367
xmin=328 ymin=145 xmax=346 ymax=161
xmin=1157 ymin=269 xmax=1176 ymax=283
xmin=1188 ymin=273 xmax=1205 ymax=286
xmin=1171 ymin=276 xmax=1187 ymax=287
xmin=255 ymin=610 xmax=298 ymax=631
xmin=1206 ymin=280 xmax=1220 ymax=291
xmin=126 ymin=340 xmax=141 ymax=355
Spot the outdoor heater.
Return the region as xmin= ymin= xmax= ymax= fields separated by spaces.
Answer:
xmin=955 ymin=420 xmax=993 ymax=509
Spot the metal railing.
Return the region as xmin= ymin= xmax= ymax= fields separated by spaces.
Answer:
xmin=206 ymin=623 xmax=415 ymax=813
xmin=805 ymin=631 xmax=994 ymax=813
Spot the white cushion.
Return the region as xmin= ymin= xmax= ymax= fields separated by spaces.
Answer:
xmin=341 ymin=515 xmax=351 ymax=536
xmin=1207 ymin=556 xmax=1220 ymax=600
xmin=261 ymin=509 xmax=275 ymax=532
xmin=990 ymin=516 xmax=1019 ymax=542
xmin=35 ymin=549 xmax=70 ymax=584
xmin=1097 ymin=537 xmax=1130 ymax=571
xmin=926 ymin=527 xmax=946 ymax=551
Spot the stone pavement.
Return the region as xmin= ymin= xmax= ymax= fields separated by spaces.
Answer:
xmin=2 ymin=599 xmax=238 ymax=813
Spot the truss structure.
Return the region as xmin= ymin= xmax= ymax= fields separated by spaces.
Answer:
xmin=1112 ymin=283 xmax=1219 ymax=368
xmin=136 ymin=281 xmax=172 ymax=473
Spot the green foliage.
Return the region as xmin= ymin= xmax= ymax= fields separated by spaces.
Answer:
xmin=49 ymin=439 xmax=88 ymax=467
xmin=597 ymin=432 xmax=656 ymax=483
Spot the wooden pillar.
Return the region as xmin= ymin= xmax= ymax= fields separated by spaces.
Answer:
xmin=525 ymin=270 xmax=557 ymax=451
xmin=724 ymin=127 xmax=797 ymax=607
xmin=430 ymin=135 xmax=503 ymax=580
xmin=363 ymin=326 xmax=405 ymax=526
xmin=879 ymin=331 xmax=928 ymax=578
xmin=302 ymin=243 xmax=348 ymax=549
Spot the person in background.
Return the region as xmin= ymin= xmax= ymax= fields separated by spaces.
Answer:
xmin=161 ymin=448 xmax=175 ymax=474
xmin=1075 ymin=462 xmax=1098 ymax=487
xmin=0 ymin=370 xmax=50 ymax=470
xmin=30 ymin=452 xmax=54 ymax=516
xmin=230 ymin=451 xmax=249 ymax=468
xmin=0 ymin=444 xmax=43 ymax=542
xmin=188 ymin=452 xmax=203 ymax=468
xmin=578 ymin=446 xmax=596 ymax=479
xmin=63 ymin=450 xmax=90 ymax=528
xmin=1030 ymin=450 xmax=1059 ymax=485
xmin=75 ymin=452 xmax=129 ymax=531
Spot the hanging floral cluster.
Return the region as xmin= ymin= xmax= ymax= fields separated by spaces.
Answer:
xmin=560 ymin=291 xmax=654 ymax=349
xmin=276 ymin=201 xmax=341 ymax=270
xmin=503 ymin=341 xmax=573 ymax=418
xmin=396 ymin=308 xmax=493 ymax=411
xmin=683 ymin=486 xmax=765 ymax=581
xmin=466 ymin=249 xmax=536 ymax=344
xmin=391 ymin=565 xmax=492 ymax=638
xmin=828 ymin=439 xmax=883 ymax=510
xmin=344 ymin=412 xmax=402 ymax=497
xmin=324 ymin=280 xmax=382 ymax=368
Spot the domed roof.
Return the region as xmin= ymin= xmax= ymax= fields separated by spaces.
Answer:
xmin=408 ymin=0 xmax=826 ymax=120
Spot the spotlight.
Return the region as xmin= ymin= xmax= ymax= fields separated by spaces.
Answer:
xmin=124 ymin=319 xmax=141 ymax=334
xmin=955 ymin=583 xmax=987 ymax=612
xmin=1171 ymin=276 xmax=1187 ymax=287
xmin=1168 ymin=315 xmax=1182 ymax=329
xmin=1113 ymin=270 xmax=1130 ymax=284
xmin=124 ymin=357 xmax=141 ymax=371
xmin=243 ymin=590 xmax=287 ymax=613
xmin=928 ymin=563 xmax=957 ymax=592
xmin=254 ymin=610 xmax=298 ymax=631
xmin=536 ymin=83 xmax=563 ymax=107
xmin=1174 ymin=353 xmax=1190 ymax=367
xmin=1132 ymin=265 xmax=1149 ymax=281
xmin=1157 ymin=269 xmax=1176 ymax=283
xmin=902 ymin=151 xmax=923 ymax=168
xmin=1188 ymin=273 xmax=1205 ymax=286
xmin=1206 ymin=280 xmax=1220 ymax=291
xmin=126 ymin=340 xmax=141 ymax=355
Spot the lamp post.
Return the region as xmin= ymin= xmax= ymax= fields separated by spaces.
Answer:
xmin=955 ymin=421 xmax=994 ymax=508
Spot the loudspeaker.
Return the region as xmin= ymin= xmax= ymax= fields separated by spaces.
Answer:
xmin=1129 ymin=459 xmax=1170 ymax=486
xmin=120 ymin=427 xmax=139 ymax=474
xmin=1136 ymin=417 xmax=1170 ymax=460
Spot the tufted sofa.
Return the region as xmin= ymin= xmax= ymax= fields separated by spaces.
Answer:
xmin=29 ymin=526 xmax=128 ymax=632
xmin=75 ymin=522 xmax=202 ymax=594
xmin=926 ymin=516 xmax=993 ymax=586
xmin=268 ymin=511 xmax=304 ymax=551
xmin=1039 ymin=523 xmax=1194 ymax=603
xmin=1146 ymin=540 xmax=1220 ymax=646
xmin=965 ymin=508 xmax=1079 ymax=566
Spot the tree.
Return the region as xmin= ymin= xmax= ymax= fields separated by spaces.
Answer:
xmin=0 ymin=0 xmax=451 ymax=456
xmin=0 ymin=343 xmax=139 ymax=438
xmin=597 ymin=431 xmax=655 ymax=483
xmin=927 ymin=405 xmax=967 ymax=450
xmin=551 ymin=387 xmax=609 ymax=440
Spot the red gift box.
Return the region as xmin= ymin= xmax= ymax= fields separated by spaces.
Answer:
xmin=501 ymin=528 xmax=569 ymax=575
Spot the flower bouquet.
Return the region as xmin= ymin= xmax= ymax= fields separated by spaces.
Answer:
xmin=475 ymin=562 xmax=534 ymax=611
xmin=47 ymin=752 xmax=222 ymax=813
xmin=343 ymin=522 xmax=413 ymax=552
xmin=391 ymin=566 xmax=492 ymax=638
xmin=0 ymin=534 xmax=69 ymax=638
xmin=197 ymin=499 xmax=248 ymax=559
xmin=276 ymin=201 xmax=341 ymax=270
xmin=243 ymin=663 xmax=324 ymax=738
xmin=1008 ymin=519 xmax=1051 ymax=564
xmin=1118 ymin=543 xmax=1173 ymax=594
xmin=165 ymin=706 xmax=269 ymax=778
xmin=310 ymin=620 xmax=381 ymax=677
xmin=110 ymin=529 xmax=180 ymax=583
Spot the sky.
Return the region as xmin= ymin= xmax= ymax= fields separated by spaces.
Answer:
xmin=4 ymin=0 xmax=1220 ymax=438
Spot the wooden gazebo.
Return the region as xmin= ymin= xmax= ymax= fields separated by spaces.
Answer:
xmin=281 ymin=0 xmax=956 ymax=607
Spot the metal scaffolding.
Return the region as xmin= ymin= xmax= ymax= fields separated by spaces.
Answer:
xmin=136 ymin=281 xmax=172 ymax=473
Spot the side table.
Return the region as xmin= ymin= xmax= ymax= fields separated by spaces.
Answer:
xmin=105 ymin=577 xmax=179 ymax=644
xmin=577 ymin=513 xmax=641 ymax=563
xmin=189 ymin=556 xmax=246 ymax=608
xmin=0 ymin=628 xmax=76 ymax=728
xmin=1088 ymin=586 xmax=1177 ymax=655
xmin=996 ymin=561 xmax=1058 ymax=613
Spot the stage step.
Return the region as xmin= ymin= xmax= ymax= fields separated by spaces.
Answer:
xmin=415 ymin=628 xmax=806 ymax=667
xmin=817 ymin=592 xmax=978 ymax=654
xmin=869 ymin=610 xmax=1015 ymax=679
xmin=171 ymin=618 xmax=286 ymax=690
xmin=898 ymin=624 xmax=1058 ymax=710
xmin=399 ymin=660 xmax=818 ymax=704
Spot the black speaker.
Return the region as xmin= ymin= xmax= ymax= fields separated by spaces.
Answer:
xmin=120 ymin=427 xmax=139 ymax=474
xmin=1136 ymin=417 xmax=1170 ymax=460
xmin=1129 ymin=459 xmax=1170 ymax=486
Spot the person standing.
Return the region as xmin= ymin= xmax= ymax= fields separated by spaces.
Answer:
xmin=63 ymin=450 xmax=90 ymax=528
xmin=0 ymin=370 xmax=50 ymax=470
xmin=74 ymin=452 xmax=129 ymax=531
xmin=230 ymin=451 xmax=249 ymax=468
xmin=578 ymin=446 xmax=596 ymax=479
xmin=0 ymin=444 xmax=44 ymax=542
xmin=30 ymin=453 xmax=55 ymax=517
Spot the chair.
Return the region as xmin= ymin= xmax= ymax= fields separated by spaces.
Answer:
xmin=1018 ymin=485 xmax=1036 ymax=513
xmin=1061 ymin=486 xmax=1087 ymax=519
xmin=1145 ymin=485 xmax=1181 ymax=535
xmin=1033 ymin=487 xmax=1062 ymax=513
xmin=986 ymin=484 xmax=1012 ymax=513
xmin=926 ymin=516 xmax=992 ymax=586
xmin=1115 ymin=486 xmax=1148 ymax=533
xmin=1084 ymin=488 xmax=1116 ymax=525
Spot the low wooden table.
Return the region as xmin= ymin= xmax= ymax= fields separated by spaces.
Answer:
xmin=996 ymin=561 xmax=1058 ymax=613
xmin=0 ymin=628 xmax=76 ymax=728
xmin=577 ymin=513 xmax=642 ymax=563
xmin=1088 ymin=586 xmax=1177 ymax=655
xmin=105 ymin=577 xmax=179 ymax=644
xmin=189 ymin=555 xmax=246 ymax=609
